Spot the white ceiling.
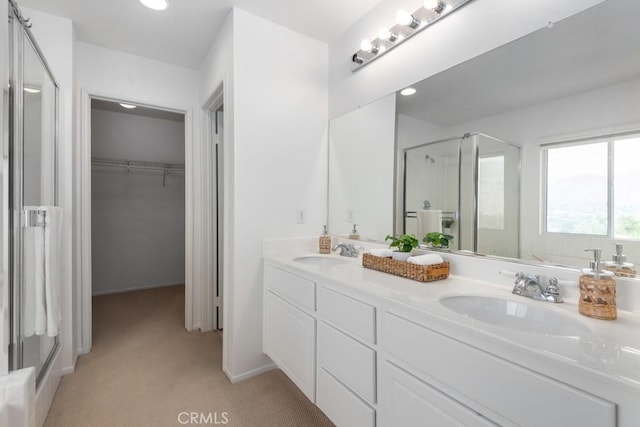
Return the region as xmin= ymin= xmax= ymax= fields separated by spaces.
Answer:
xmin=396 ymin=0 xmax=640 ymax=127
xmin=17 ymin=0 xmax=383 ymax=69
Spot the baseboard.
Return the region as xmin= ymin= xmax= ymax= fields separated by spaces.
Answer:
xmin=223 ymin=362 xmax=277 ymax=384
xmin=92 ymin=281 xmax=184 ymax=296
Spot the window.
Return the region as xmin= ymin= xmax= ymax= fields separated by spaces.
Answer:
xmin=543 ymin=133 xmax=640 ymax=239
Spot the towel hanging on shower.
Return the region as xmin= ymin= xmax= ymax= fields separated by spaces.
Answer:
xmin=22 ymin=206 xmax=63 ymax=337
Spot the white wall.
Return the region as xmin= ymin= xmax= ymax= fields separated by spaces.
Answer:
xmin=328 ymin=0 xmax=604 ymax=118
xmin=91 ymin=109 xmax=185 ymax=295
xmin=233 ymin=8 xmax=328 ymax=379
xmin=22 ymin=6 xmax=75 ymax=377
xmin=199 ymin=8 xmax=329 ymax=381
xmin=329 ymin=94 xmax=396 ymax=241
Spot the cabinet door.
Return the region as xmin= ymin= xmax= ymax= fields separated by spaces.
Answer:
xmin=381 ymin=361 xmax=497 ymax=427
xmin=317 ymin=368 xmax=375 ymax=427
xmin=264 ymin=291 xmax=316 ymax=401
xmin=318 ymin=321 xmax=376 ymax=404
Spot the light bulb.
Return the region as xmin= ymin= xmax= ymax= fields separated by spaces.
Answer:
xmin=360 ymin=39 xmax=373 ymax=52
xmin=378 ymin=27 xmax=397 ymax=42
xmin=378 ymin=28 xmax=391 ymax=40
xmin=396 ymin=9 xmax=413 ymax=26
xmin=139 ymin=0 xmax=169 ymax=11
xmin=424 ymin=0 xmax=439 ymax=9
xmin=396 ymin=9 xmax=420 ymax=28
xmin=119 ymin=103 xmax=137 ymax=109
xmin=400 ymin=87 xmax=417 ymax=96
xmin=24 ymin=87 xmax=41 ymax=94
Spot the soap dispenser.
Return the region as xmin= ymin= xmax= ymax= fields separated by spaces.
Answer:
xmin=579 ymin=249 xmax=617 ymax=320
xmin=348 ymin=224 xmax=360 ymax=240
xmin=319 ymin=225 xmax=331 ymax=254
xmin=603 ymin=243 xmax=637 ymax=278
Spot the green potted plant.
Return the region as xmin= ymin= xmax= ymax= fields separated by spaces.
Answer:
xmin=424 ymin=231 xmax=454 ymax=248
xmin=441 ymin=218 xmax=455 ymax=233
xmin=385 ymin=234 xmax=419 ymax=261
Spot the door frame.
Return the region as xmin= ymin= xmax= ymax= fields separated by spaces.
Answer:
xmin=78 ymin=89 xmax=194 ymax=354
xmin=200 ymin=83 xmax=223 ymax=332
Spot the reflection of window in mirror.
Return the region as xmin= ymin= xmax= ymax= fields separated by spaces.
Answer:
xmin=478 ymin=155 xmax=504 ymax=230
xmin=543 ymin=133 xmax=640 ymax=239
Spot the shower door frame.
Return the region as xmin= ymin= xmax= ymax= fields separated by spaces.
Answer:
xmin=8 ymin=0 xmax=60 ymax=385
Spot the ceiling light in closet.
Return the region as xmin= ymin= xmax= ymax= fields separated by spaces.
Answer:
xmin=400 ymin=87 xmax=416 ymax=96
xmin=139 ymin=0 xmax=169 ymax=11
xmin=120 ymin=103 xmax=137 ymax=109
xmin=24 ymin=87 xmax=41 ymax=94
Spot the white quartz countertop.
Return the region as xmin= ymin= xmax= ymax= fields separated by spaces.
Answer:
xmin=264 ymin=251 xmax=640 ymax=393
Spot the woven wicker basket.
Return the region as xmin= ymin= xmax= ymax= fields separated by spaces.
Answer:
xmin=362 ymin=253 xmax=449 ymax=283
xmin=578 ymin=274 xmax=617 ymax=320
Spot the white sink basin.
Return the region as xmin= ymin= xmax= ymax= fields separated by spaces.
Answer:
xmin=293 ymin=256 xmax=350 ymax=266
xmin=440 ymin=295 xmax=590 ymax=337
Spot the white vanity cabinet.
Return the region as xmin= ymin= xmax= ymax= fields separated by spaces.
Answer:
xmin=263 ymin=265 xmax=317 ymax=401
xmin=262 ymin=257 xmax=637 ymax=427
xmin=381 ymin=309 xmax=617 ymax=427
xmin=316 ymin=285 xmax=378 ymax=427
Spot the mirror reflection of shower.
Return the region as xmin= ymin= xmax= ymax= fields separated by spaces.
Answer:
xmin=403 ymin=133 xmax=520 ymax=258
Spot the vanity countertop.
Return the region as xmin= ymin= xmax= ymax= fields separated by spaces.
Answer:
xmin=264 ymin=251 xmax=640 ymax=394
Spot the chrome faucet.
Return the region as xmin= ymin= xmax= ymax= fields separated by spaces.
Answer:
xmin=512 ymin=272 xmax=563 ymax=303
xmin=332 ymin=243 xmax=359 ymax=258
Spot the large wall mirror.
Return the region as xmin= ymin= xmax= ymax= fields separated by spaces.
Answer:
xmin=328 ymin=0 xmax=640 ymax=277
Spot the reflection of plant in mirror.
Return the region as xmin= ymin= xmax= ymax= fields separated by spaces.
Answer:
xmin=385 ymin=234 xmax=419 ymax=252
xmin=442 ymin=218 xmax=455 ymax=229
xmin=425 ymin=232 xmax=454 ymax=248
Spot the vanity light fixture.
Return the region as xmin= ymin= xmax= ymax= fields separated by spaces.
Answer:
xmin=400 ymin=87 xmax=417 ymax=96
xmin=139 ymin=0 xmax=169 ymax=11
xmin=352 ymin=0 xmax=474 ymax=71
xmin=119 ymin=103 xmax=137 ymax=109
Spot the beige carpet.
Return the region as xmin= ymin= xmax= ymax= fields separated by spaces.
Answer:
xmin=44 ymin=285 xmax=334 ymax=427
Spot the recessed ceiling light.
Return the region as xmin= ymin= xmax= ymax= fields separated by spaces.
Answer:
xmin=139 ymin=0 xmax=169 ymax=11
xmin=24 ymin=87 xmax=41 ymax=94
xmin=400 ymin=87 xmax=417 ymax=96
xmin=120 ymin=103 xmax=137 ymax=109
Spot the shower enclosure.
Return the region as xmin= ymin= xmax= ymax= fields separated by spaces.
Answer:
xmin=6 ymin=0 xmax=59 ymax=385
xmin=402 ymin=133 xmax=520 ymax=258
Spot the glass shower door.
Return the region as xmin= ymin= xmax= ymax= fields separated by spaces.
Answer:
xmin=9 ymin=6 xmax=59 ymax=385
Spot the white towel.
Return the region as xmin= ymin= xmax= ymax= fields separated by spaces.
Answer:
xmin=369 ymin=248 xmax=393 ymax=257
xmin=0 ymin=367 xmax=36 ymax=427
xmin=407 ymin=254 xmax=444 ymax=265
xmin=41 ymin=206 xmax=63 ymax=337
xmin=417 ymin=210 xmax=442 ymax=242
xmin=22 ymin=207 xmax=46 ymax=338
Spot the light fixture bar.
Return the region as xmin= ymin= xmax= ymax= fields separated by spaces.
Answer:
xmin=351 ymin=0 xmax=475 ymax=71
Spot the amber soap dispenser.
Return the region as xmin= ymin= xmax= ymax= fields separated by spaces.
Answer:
xmin=579 ymin=249 xmax=617 ymax=320
xmin=319 ymin=225 xmax=331 ymax=254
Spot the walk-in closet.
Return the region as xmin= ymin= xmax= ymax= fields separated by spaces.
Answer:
xmin=90 ymin=99 xmax=186 ymax=330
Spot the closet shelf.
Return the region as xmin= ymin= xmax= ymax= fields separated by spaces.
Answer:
xmin=91 ymin=156 xmax=185 ymax=173
xmin=91 ymin=156 xmax=185 ymax=187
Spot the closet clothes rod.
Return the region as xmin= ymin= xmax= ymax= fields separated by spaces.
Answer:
xmin=91 ymin=157 xmax=185 ymax=187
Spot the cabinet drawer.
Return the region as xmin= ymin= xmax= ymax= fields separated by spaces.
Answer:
xmin=316 ymin=367 xmax=375 ymax=427
xmin=318 ymin=322 xmax=376 ymax=404
xmin=264 ymin=292 xmax=316 ymax=401
xmin=317 ymin=286 xmax=376 ymax=344
xmin=381 ymin=361 xmax=497 ymax=427
xmin=383 ymin=311 xmax=616 ymax=427
xmin=265 ymin=264 xmax=316 ymax=311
